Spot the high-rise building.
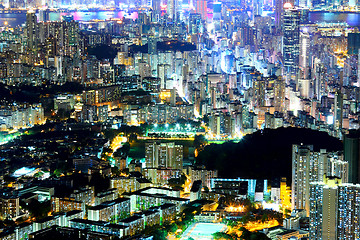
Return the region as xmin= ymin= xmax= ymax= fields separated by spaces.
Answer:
xmin=297 ymin=0 xmax=309 ymax=7
xmin=334 ymin=90 xmax=343 ymax=130
xmin=151 ymin=0 xmax=161 ymax=21
xmin=188 ymin=166 xmax=218 ymax=190
xmin=275 ymin=0 xmax=284 ymax=31
xmin=348 ymin=33 xmax=360 ymax=55
xmin=213 ymin=2 xmax=222 ymax=21
xmin=283 ymin=3 xmax=300 ymax=79
xmin=309 ymin=176 xmax=341 ymax=240
xmin=310 ymin=176 xmax=360 ymax=240
xmin=274 ymin=76 xmax=286 ymax=112
xmin=253 ymin=76 xmax=266 ymax=108
xmin=292 ymin=144 xmax=347 ymax=216
xmin=152 ymin=0 xmax=161 ymax=13
xmin=196 ymin=0 xmax=207 ymax=20
xmin=167 ymin=0 xmax=178 ymax=20
xmin=38 ymin=9 xmax=50 ymax=22
xmin=145 ymin=142 xmax=183 ymax=169
xmin=253 ymin=0 xmax=263 ymax=16
xmin=26 ymin=10 xmax=38 ymax=50
xmin=344 ymin=130 xmax=360 ymax=184
xmin=299 ymin=28 xmax=310 ymax=77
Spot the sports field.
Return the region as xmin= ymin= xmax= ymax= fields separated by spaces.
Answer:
xmin=181 ymin=223 xmax=227 ymax=240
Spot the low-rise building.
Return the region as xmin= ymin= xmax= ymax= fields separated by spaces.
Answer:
xmin=51 ymin=197 xmax=85 ymax=213
xmin=70 ymin=218 xmax=129 ymax=238
xmin=88 ymin=197 xmax=130 ymax=223
xmin=119 ymin=215 xmax=144 ymax=236
xmin=95 ymin=189 xmax=117 ymax=205
xmin=29 ymin=226 xmax=116 ymax=240
xmin=0 ymin=195 xmax=19 ymax=220
xmin=110 ymin=177 xmax=151 ymax=195
xmin=70 ymin=186 xmax=95 ymax=206
xmin=136 ymin=210 xmax=161 ymax=227
xmin=190 ymin=180 xmax=202 ymax=201
xmin=124 ymin=187 xmax=186 ymax=212
xmin=149 ymin=203 xmax=177 ymax=225
xmin=194 ymin=211 xmax=224 ymax=223
xmin=143 ymin=168 xmax=182 ymax=186
xmin=33 ymin=216 xmax=57 ymax=232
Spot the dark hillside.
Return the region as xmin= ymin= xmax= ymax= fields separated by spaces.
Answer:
xmin=196 ymin=127 xmax=343 ymax=181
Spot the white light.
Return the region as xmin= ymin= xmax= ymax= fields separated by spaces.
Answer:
xmin=327 ymin=115 xmax=334 ymax=125
xmin=13 ymin=167 xmax=36 ymax=177
xmin=283 ymin=2 xmax=293 ymax=8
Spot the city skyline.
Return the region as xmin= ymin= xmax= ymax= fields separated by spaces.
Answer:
xmin=0 ymin=0 xmax=359 ymax=239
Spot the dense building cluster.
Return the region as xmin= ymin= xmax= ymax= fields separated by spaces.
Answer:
xmin=0 ymin=0 xmax=359 ymax=239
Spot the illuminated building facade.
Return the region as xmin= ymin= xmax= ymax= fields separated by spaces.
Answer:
xmin=253 ymin=76 xmax=266 ymax=108
xmin=283 ymin=4 xmax=300 ymax=79
xmin=292 ymin=145 xmax=347 ymax=216
xmin=167 ymin=0 xmax=178 ymax=20
xmin=26 ymin=11 xmax=37 ymax=50
xmin=310 ymin=177 xmax=360 ymax=240
xmin=145 ymin=142 xmax=183 ymax=169
xmin=120 ymin=216 xmax=144 ymax=236
xmin=334 ymin=90 xmax=343 ymax=130
xmin=87 ymin=198 xmax=130 ymax=223
xmin=142 ymin=168 xmax=182 ymax=186
xmin=196 ymin=0 xmax=207 ymax=20
xmin=0 ymin=104 xmax=45 ymax=131
xmin=70 ymin=186 xmax=95 ymax=206
xmin=188 ymin=166 xmax=218 ymax=190
xmin=275 ymin=0 xmax=284 ymax=31
xmin=274 ymin=76 xmax=286 ymax=113
xmin=0 ymin=195 xmax=19 ymax=220
xmin=299 ymin=29 xmax=310 ymax=77
xmin=51 ymin=197 xmax=85 ymax=213
xmin=110 ymin=177 xmax=151 ymax=195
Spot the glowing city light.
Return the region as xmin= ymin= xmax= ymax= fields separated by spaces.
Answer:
xmin=283 ymin=2 xmax=293 ymax=8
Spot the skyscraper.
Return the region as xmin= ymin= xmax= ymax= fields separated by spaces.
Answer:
xmin=213 ymin=2 xmax=222 ymax=21
xmin=275 ymin=0 xmax=283 ymax=32
xmin=152 ymin=0 xmax=161 ymax=21
xmin=310 ymin=176 xmax=360 ymax=240
xmin=167 ymin=0 xmax=178 ymax=21
xmin=292 ymin=145 xmax=320 ymax=215
xmin=283 ymin=3 xmax=300 ymax=79
xmin=26 ymin=10 xmax=38 ymax=50
xmin=347 ymin=33 xmax=360 ymax=55
xmin=334 ymin=90 xmax=343 ymax=130
xmin=299 ymin=28 xmax=310 ymax=77
xmin=309 ymin=176 xmax=341 ymax=240
xmin=344 ymin=130 xmax=360 ymax=184
xmin=253 ymin=76 xmax=266 ymax=108
xmin=274 ymin=76 xmax=286 ymax=112
xmin=196 ymin=0 xmax=207 ymax=20
xmin=292 ymin=145 xmax=347 ymax=216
